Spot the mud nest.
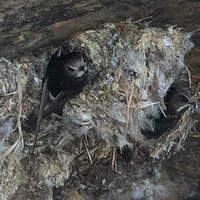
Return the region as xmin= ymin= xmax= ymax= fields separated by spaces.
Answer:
xmin=0 ymin=21 xmax=199 ymax=199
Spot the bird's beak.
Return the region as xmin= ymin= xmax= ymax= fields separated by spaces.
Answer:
xmin=189 ymin=100 xmax=199 ymax=109
xmin=176 ymin=100 xmax=197 ymax=113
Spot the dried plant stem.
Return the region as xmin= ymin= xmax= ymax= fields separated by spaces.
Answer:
xmin=17 ymin=76 xmax=24 ymax=146
xmin=4 ymin=76 xmax=24 ymax=156
xmin=112 ymin=145 xmax=117 ymax=171
xmin=150 ymin=109 xmax=192 ymax=159
xmin=4 ymin=91 xmax=18 ymax=96
xmin=84 ymin=138 xmax=93 ymax=165
xmin=193 ymin=82 xmax=200 ymax=99
xmin=185 ymin=65 xmax=192 ymax=86
xmin=190 ymin=27 xmax=200 ymax=34
xmin=132 ymin=16 xmax=152 ymax=24
xmin=126 ymin=80 xmax=135 ymax=133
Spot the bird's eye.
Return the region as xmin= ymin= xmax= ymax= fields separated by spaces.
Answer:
xmin=79 ymin=65 xmax=85 ymax=71
xmin=178 ymin=95 xmax=188 ymax=102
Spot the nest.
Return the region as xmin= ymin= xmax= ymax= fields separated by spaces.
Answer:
xmin=0 ymin=21 xmax=199 ymax=198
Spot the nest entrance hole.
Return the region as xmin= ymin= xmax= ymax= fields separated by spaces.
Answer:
xmin=142 ymin=81 xmax=191 ymax=139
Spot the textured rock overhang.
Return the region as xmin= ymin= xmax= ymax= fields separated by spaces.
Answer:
xmin=1 ymin=0 xmax=200 ymax=57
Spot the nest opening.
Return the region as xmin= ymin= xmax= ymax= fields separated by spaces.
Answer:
xmin=141 ymin=81 xmax=192 ymax=139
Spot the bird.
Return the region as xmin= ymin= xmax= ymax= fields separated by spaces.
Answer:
xmin=142 ymin=83 xmax=195 ymax=139
xmin=165 ymin=83 xmax=195 ymax=116
xmin=31 ymin=50 xmax=88 ymax=155
xmin=44 ymin=51 xmax=88 ymax=116
xmin=46 ymin=51 xmax=88 ymax=98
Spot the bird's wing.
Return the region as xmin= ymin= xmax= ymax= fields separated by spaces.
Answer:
xmin=44 ymin=91 xmax=74 ymax=117
xmin=31 ymin=77 xmax=49 ymax=155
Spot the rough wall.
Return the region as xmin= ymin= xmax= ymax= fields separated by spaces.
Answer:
xmin=1 ymin=0 xmax=200 ymax=58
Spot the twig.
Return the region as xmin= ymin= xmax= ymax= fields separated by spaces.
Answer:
xmin=4 ymin=91 xmax=18 ymax=96
xmin=84 ymin=138 xmax=93 ymax=165
xmin=190 ymin=27 xmax=200 ymax=34
xmin=184 ymin=65 xmax=192 ymax=86
xmin=16 ymin=76 xmax=24 ymax=151
xmin=126 ymin=79 xmax=135 ymax=132
xmin=0 ymin=57 xmax=13 ymax=66
xmin=3 ymin=76 xmax=24 ymax=156
xmin=139 ymin=102 xmax=160 ymax=109
xmin=192 ymin=82 xmax=200 ymax=99
xmin=158 ymin=104 xmax=167 ymax=118
xmin=112 ymin=145 xmax=117 ymax=171
xmin=132 ymin=16 xmax=152 ymax=24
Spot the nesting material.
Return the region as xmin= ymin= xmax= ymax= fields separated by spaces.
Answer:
xmin=0 ymin=58 xmax=18 ymax=118
xmin=0 ymin=156 xmax=25 ymax=200
xmin=0 ymin=21 xmax=197 ymax=195
xmin=61 ymin=22 xmax=195 ymax=152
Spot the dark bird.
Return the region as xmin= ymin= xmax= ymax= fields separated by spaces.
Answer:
xmin=142 ymin=83 xmax=195 ymax=139
xmin=31 ymin=50 xmax=88 ymax=155
xmin=165 ymin=83 xmax=195 ymax=115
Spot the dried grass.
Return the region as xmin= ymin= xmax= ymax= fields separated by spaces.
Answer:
xmin=150 ymin=107 xmax=195 ymax=159
xmin=3 ymin=75 xmax=24 ymax=156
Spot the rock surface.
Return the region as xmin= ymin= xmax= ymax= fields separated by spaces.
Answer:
xmin=1 ymin=0 xmax=200 ymax=58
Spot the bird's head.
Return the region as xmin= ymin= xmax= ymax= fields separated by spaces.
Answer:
xmin=63 ymin=53 xmax=87 ymax=78
xmin=166 ymin=86 xmax=195 ymax=115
